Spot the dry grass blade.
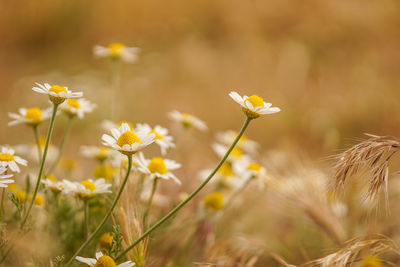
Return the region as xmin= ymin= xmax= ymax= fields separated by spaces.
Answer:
xmin=302 ymin=235 xmax=400 ymax=267
xmin=333 ymin=134 xmax=400 ymax=202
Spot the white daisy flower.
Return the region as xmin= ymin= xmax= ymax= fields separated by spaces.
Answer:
xmin=102 ymin=123 xmax=155 ymax=155
xmin=216 ymin=130 xmax=259 ymax=155
xmin=81 ymin=146 xmax=116 ymax=162
xmin=168 ymin=110 xmax=207 ymax=131
xmin=76 ymin=251 xmax=135 ymax=267
xmin=212 ymin=143 xmax=250 ymax=164
xmin=135 ymin=152 xmax=181 ymax=185
xmin=199 ymin=162 xmax=241 ymax=190
xmin=234 ymin=161 xmax=271 ymax=190
xmin=63 ymin=178 xmax=112 ymax=199
xmin=0 ymin=167 xmax=14 ymax=188
xmin=94 ymin=43 xmax=140 ymax=63
xmin=60 ymin=98 xmax=96 ymax=119
xmin=229 ymin=91 xmax=280 ymax=119
xmin=8 ymin=107 xmax=53 ymax=127
xmin=135 ymin=123 xmax=175 ymax=155
xmin=0 ymin=146 xmax=28 ymax=173
xmin=32 ymin=83 xmax=83 ymax=104
xmin=42 ymin=176 xmax=64 ymax=194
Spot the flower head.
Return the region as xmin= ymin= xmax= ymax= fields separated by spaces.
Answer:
xmin=99 ymin=233 xmax=113 ymax=248
xmin=60 ymin=98 xmax=96 ymax=118
xmin=168 ymin=110 xmax=207 ymax=131
xmin=135 ymin=123 xmax=175 ymax=155
xmin=0 ymin=167 xmax=14 ymax=188
xmin=76 ymin=251 xmax=135 ymax=267
xmin=94 ymin=43 xmax=140 ymax=63
xmin=216 ymin=130 xmax=259 ymax=155
xmin=42 ymin=175 xmax=65 ymax=194
xmin=32 ymin=83 xmax=83 ymax=104
xmin=203 ymin=192 xmax=224 ymax=211
xmin=0 ymin=146 xmax=28 ymax=173
xmin=8 ymin=107 xmax=53 ymax=127
xmin=81 ymin=146 xmax=116 ymax=162
xmin=135 ymin=152 xmax=181 ymax=184
xmin=102 ymin=123 xmax=155 ymax=155
xmin=28 ymin=193 xmax=45 ymax=206
xmin=64 ymin=178 xmax=112 ymax=200
xmin=229 ymin=91 xmax=280 ymax=119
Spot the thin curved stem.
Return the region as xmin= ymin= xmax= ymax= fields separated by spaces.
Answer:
xmin=116 ymin=117 xmax=251 ymax=261
xmin=21 ymin=103 xmax=59 ymax=229
xmin=32 ymin=125 xmax=42 ymax=163
xmin=84 ymin=200 xmax=89 ymax=239
xmin=47 ymin=116 xmax=73 ymax=175
xmin=143 ymin=177 xmax=158 ymax=227
xmin=64 ymin=155 xmax=133 ymax=267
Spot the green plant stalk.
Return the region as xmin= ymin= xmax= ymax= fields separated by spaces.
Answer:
xmin=143 ymin=177 xmax=158 ymax=227
xmin=111 ymin=58 xmax=121 ymax=120
xmin=64 ymin=155 xmax=133 ymax=267
xmin=116 ymin=117 xmax=252 ymax=261
xmin=0 ymin=188 xmax=5 ymax=220
xmin=33 ymin=125 xmax=42 ymax=163
xmin=21 ymin=103 xmax=59 ymax=228
xmin=84 ymin=200 xmax=89 ymax=239
xmin=47 ymin=116 xmax=73 ymax=175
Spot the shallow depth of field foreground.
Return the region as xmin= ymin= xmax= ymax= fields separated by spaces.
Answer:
xmin=2 ymin=1 xmax=400 ymax=267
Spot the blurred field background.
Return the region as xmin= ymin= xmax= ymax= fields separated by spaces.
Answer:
xmin=2 ymin=0 xmax=400 ymax=266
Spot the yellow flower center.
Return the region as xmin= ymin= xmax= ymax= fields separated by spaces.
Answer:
xmin=203 ymin=192 xmax=224 ymax=211
xmin=49 ymin=85 xmax=68 ymax=94
xmin=0 ymin=153 xmax=14 ymax=162
xmin=148 ymin=157 xmax=168 ymax=174
xmin=108 ymin=43 xmax=124 ymax=56
xmin=7 ymin=183 xmax=17 ymax=192
xmin=80 ymin=180 xmax=95 ymax=192
xmin=245 ymin=95 xmax=264 ymax=107
xmin=118 ymin=121 xmax=134 ymax=130
xmin=99 ymin=233 xmax=113 ymax=248
xmin=66 ymin=99 xmax=80 ymax=108
xmin=248 ymin=163 xmax=261 ymax=171
xmin=181 ymin=113 xmax=193 ymax=127
xmin=94 ymin=255 xmax=116 ymax=267
xmin=361 ymin=255 xmax=382 ymax=267
xmin=117 ymin=131 xmax=141 ymax=147
xmin=47 ymin=174 xmax=57 ymax=183
xmin=150 ymin=130 xmax=163 ymax=140
xmin=218 ymin=162 xmax=233 ymax=177
xmin=231 ymin=147 xmax=242 ymax=158
xmin=94 ymin=165 xmax=114 ymax=181
xmin=24 ymin=107 xmax=42 ymax=123
xmin=16 ymin=190 xmax=27 ymax=203
xmin=29 ymin=194 xmax=45 ymax=206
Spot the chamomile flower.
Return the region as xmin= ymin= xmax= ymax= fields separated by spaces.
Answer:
xmin=199 ymin=162 xmax=241 ymax=190
xmin=212 ymin=143 xmax=250 ymax=164
xmin=235 ymin=161 xmax=271 ymax=190
xmin=203 ymin=192 xmax=224 ymax=211
xmin=60 ymin=98 xmax=96 ymax=119
xmin=0 ymin=146 xmax=28 ymax=173
xmin=0 ymin=167 xmax=14 ymax=188
xmin=135 ymin=123 xmax=175 ymax=155
xmin=28 ymin=193 xmax=45 ymax=206
xmin=135 ymin=152 xmax=181 ymax=184
xmin=42 ymin=178 xmax=64 ymax=194
xmin=168 ymin=110 xmax=207 ymax=131
xmin=94 ymin=43 xmax=140 ymax=63
xmin=76 ymin=251 xmax=135 ymax=267
xmin=229 ymin=91 xmax=280 ymax=119
xmin=216 ymin=130 xmax=259 ymax=155
xmin=102 ymin=123 xmax=155 ymax=155
xmin=81 ymin=146 xmax=115 ymax=162
xmin=8 ymin=107 xmax=53 ymax=127
xmin=64 ymin=178 xmax=112 ymax=200
xmin=32 ymin=83 xmax=83 ymax=104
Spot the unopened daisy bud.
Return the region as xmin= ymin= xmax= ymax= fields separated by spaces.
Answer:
xmin=76 ymin=251 xmax=135 ymax=267
xmin=99 ymin=232 xmax=113 ymax=248
xmin=28 ymin=193 xmax=45 ymax=206
xmin=229 ymin=91 xmax=280 ymax=119
xmin=8 ymin=107 xmax=53 ymax=127
xmin=102 ymin=123 xmax=155 ymax=155
xmin=361 ymin=255 xmax=382 ymax=267
xmin=32 ymin=83 xmax=83 ymax=105
xmin=60 ymin=98 xmax=96 ymax=119
xmin=16 ymin=190 xmax=27 ymax=203
xmin=203 ymin=192 xmax=224 ymax=211
xmin=168 ymin=110 xmax=207 ymax=131
xmin=94 ymin=43 xmax=140 ymax=63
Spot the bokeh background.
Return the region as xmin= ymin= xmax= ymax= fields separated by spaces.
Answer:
xmin=2 ymin=0 xmax=400 ymax=265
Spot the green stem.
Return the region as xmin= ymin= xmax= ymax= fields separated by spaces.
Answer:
xmin=64 ymin=155 xmax=133 ymax=267
xmin=20 ymin=103 xmax=59 ymax=229
xmin=116 ymin=117 xmax=252 ymax=261
xmin=111 ymin=58 xmax=121 ymax=120
xmin=47 ymin=116 xmax=73 ymax=175
xmin=84 ymin=200 xmax=89 ymax=239
xmin=0 ymin=188 xmax=5 ymax=220
xmin=32 ymin=125 xmax=42 ymax=163
xmin=143 ymin=177 xmax=158 ymax=227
